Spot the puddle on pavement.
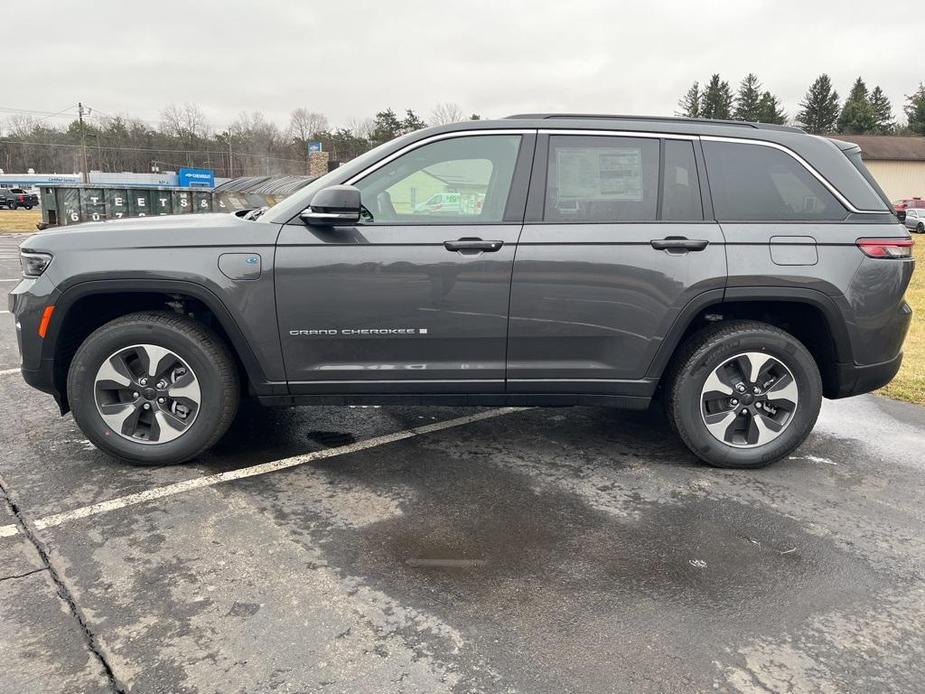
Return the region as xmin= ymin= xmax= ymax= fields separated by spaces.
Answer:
xmin=305 ymin=430 xmax=357 ymax=448
xmin=267 ymin=427 xmax=889 ymax=693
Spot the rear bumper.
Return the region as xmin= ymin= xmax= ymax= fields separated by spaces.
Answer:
xmin=832 ymin=352 xmax=904 ymax=399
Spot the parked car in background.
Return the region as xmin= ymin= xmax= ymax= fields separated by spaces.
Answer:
xmin=904 ymin=208 xmax=925 ymax=232
xmin=0 ymin=187 xmax=39 ymax=210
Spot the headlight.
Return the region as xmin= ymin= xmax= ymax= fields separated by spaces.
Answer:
xmin=20 ymin=251 xmax=53 ymax=278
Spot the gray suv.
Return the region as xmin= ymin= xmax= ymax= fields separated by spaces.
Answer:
xmin=8 ymin=115 xmax=915 ymax=468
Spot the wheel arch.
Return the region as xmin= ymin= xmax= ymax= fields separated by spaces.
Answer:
xmin=48 ymin=279 xmax=277 ymax=411
xmin=649 ymin=288 xmax=853 ymax=399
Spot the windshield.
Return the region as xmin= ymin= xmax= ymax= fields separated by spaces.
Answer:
xmin=262 ymin=133 xmax=420 ymax=224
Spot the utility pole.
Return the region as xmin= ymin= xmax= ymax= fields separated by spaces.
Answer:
xmin=78 ymin=102 xmax=90 ymax=184
xmin=228 ymin=140 xmax=233 ymax=178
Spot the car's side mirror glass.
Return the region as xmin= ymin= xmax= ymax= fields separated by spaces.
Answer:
xmin=300 ymin=185 xmax=362 ymax=226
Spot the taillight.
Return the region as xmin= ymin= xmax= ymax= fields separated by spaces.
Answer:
xmin=856 ymin=238 xmax=914 ymax=259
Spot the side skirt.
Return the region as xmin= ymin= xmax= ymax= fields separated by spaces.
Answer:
xmin=256 ymin=393 xmax=652 ymax=409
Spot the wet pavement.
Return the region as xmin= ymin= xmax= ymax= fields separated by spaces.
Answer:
xmin=1 ymin=233 xmax=924 ymax=693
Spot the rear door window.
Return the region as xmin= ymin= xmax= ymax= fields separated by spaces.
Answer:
xmin=544 ymin=136 xmax=660 ymax=222
xmin=703 ymin=141 xmax=846 ymax=222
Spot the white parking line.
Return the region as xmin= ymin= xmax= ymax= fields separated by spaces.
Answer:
xmin=0 ymin=368 xmax=20 ymax=376
xmin=0 ymin=408 xmax=522 ymax=539
xmin=0 ymin=278 xmax=20 ymax=282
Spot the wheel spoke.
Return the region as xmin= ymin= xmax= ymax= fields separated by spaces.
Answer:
xmin=98 ymin=401 xmax=139 ymax=435
xmin=703 ymin=369 xmax=733 ymax=396
xmin=167 ymin=371 xmax=201 ymax=405
xmin=744 ymin=352 xmax=772 ymax=384
xmin=96 ymin=356 xmax=132 ymax=389
xmin=153 ymin=411 xmax=188 ymax=443
xmin=750 ymin=411 xmax=784 ymax=446
xmin=703 ymin=410 xmax=736 ymax=442
xmin=139 ymin=344 xmax=174 ymax=380
xmin=766 ymin=373 xmax=798 ymax=407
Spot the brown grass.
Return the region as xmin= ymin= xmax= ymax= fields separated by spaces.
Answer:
xmin=0 ymin=209 xmax=42 ymax=233
xmin=878 ymin=239 xmax=924 ymax=405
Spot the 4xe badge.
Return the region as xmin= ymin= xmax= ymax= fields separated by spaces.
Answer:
xmin=289 ymin=328 xmax=429 ymax=336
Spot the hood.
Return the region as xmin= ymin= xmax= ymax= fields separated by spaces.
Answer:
xmin=23 ymin=212 xmax=281 ymax=253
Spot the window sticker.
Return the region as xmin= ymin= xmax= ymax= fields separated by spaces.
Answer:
xmin=556 ymin=147 xmax=644 ymax=202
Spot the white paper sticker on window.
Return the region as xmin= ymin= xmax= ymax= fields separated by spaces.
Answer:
xmin=556 ymin=147 xmax=643 ymax=202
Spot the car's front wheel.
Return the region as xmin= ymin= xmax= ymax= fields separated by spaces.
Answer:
xmin=667 ymin=320 xmax=822 ymax=468
xmin=68 ymin=311 xmax=240 ymax=465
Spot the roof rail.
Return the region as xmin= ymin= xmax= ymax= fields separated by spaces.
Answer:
xmin=503 ymin=113 xmax=803 ymax=133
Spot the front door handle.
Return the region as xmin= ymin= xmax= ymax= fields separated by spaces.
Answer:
xmin=444 ymin=238 xmax=504 ymax=253
xmin=650 ymin=236 xmax=710 ymax=252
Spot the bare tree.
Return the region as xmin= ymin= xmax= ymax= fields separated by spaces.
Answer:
xmin=159 ymin=103 xmax=212 ymax=140
xmin=288 ymin=108 xmax=328 ymax=143
xmin=288 ymin=108 xmax=328 ymax=171
xmin=430 ymin=102 xmax=465 ymax=125
xmin=346 ymin=116 xmax=375 ymax=140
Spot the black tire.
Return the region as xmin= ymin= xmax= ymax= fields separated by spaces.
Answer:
xmin=666 ymin=320 xmax=822 ymax=469
xmin=6 ymin=202 xmax=16 ymax=210
xmin=24 ymin=205 xmax=32 ymax=210
xmin=916 ymin=223 xmax=924 ymax=233
xmin=67 ymin=311 xmax=240 ymax=465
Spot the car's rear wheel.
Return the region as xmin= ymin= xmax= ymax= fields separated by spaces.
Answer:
xmin=68 ymin=311 xmax=240 ymax=465
xmin=23 ymin=205 xmax=32 ymax=210
xmin=667 ymin=320 xmax=822 ymax=468
xmin=916 ymin=222 xmax=924 ymax=233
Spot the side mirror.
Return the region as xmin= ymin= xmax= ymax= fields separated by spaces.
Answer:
xmin=896 ymin=209 xmax=906 ymax=223
xmin=300 ymin=185 xmax=362 ymax=226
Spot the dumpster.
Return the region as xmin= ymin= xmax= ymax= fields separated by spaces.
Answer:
xmin=39 ymin=176 xmax=315 ymax=229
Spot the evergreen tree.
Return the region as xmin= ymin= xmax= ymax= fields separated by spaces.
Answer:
xmin=867 ymin=87 xmax=894 ymax=133
xmin=797 ymin=74 xmax=840 ymax=134
xmin=837 ymin=77 xmax=878 ymax=134
xmin=701 ymin=74 xmax=733 ymax=120
xmin=869 ymin=86 xmax=894 ymax=133
xmin=400 ymin=109 xmax=427 ymax=134
xmin=677 ymin=82 xmax=701 ymax=118
xmin=906 ymin=83 xmax=925 ymax=135
xmin=733 ymin=73 xmax=763 ymax=121
xmin=756 ymin=91 xmax=787 ymax=124
xmin=370 ymin=109 xmax=403 ymax=144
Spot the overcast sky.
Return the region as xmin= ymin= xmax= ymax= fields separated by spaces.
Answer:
xmin=7 ymin=0 xmax=924 ymax=131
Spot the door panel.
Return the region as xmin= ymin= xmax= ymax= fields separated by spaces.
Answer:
xmin=507 ymin=222 xmax=726 ymax=389
xmin=275 ymin=223 xmax=521 ymax=393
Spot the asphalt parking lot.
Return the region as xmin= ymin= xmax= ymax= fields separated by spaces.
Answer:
xmin=1 ymin=233 xmax=924 ymax=693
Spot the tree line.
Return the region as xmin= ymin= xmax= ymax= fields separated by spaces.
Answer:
xmin=0 ymin=103 xmax=480 ymax=179
xmin=678 ymin=73 xmax=925 ymax=136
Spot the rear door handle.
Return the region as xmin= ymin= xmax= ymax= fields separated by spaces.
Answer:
xmin=650 ymin=237 xmax=709 ymax=252
xmin=444 ymin=238 xmax=504 ymax=253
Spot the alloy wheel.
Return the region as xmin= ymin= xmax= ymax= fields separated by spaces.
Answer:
xmin=93 ymin=344 xmax=201 ymax=444
xmin=699 ymin=351 xmax=799 ymax=448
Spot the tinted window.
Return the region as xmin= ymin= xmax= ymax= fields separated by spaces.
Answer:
xmin=544 ymin=136 xmax=659 ymax=222
xmin=354 ymin=135 xmax=521 ymax=224
xmin=704 ymin=141 xmax=846 ymax=221
xmin=661 ymin=140 xmax=703 ymax=221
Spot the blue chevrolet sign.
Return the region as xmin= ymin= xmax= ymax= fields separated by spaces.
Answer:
xmin=307 ymin=141 xmax=323 ymax=153
xmin=178 ymin=167 xmax=215 ymax=188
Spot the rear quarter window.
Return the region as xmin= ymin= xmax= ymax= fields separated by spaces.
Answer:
xmin=703 ymin=141 xmax=847 ymax=222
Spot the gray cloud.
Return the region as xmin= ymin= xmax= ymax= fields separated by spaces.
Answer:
xmin=8 ymin=0 xmax=924 ymax=129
